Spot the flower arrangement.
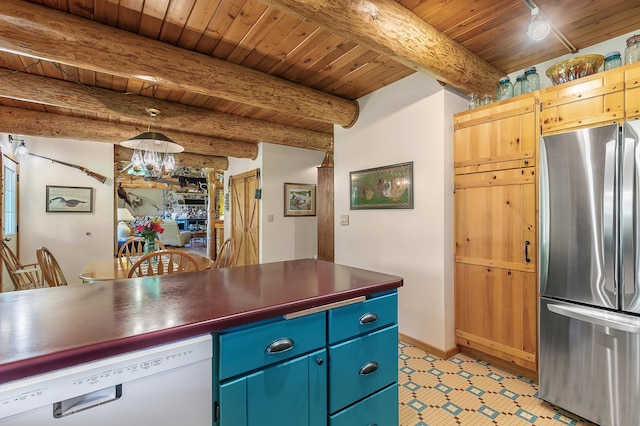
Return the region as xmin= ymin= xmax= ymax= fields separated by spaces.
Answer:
xmin=135 ymin=217 xmax=165 ymax=241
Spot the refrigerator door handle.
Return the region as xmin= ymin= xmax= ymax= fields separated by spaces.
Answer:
xmin=621 ymin=124 xmax=637 ymax=300
xmin=603 ymin=139 xmax=617 ymax=294
xmin=547 ymin=303 xmax=640 ymax=334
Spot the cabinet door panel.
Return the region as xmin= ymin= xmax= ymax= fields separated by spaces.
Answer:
xmin=219 ymin=377 xmax=247 ymax=426
xmin=246 ymin=349 xmax=327 ymax=426
xmin=455 ymin=168 xmax=535 ymax=271
xmin=453 ymin=93 xmax=536 ymax=172
xmin=455 ymin=263 xmax=536 ymax=369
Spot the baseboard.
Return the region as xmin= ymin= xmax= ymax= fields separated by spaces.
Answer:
xmin=459 ymin=346 xmax=538 ymax=382
xmin=398 ymin=333 xmax=459 ymax=360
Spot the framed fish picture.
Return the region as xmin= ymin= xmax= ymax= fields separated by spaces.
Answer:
xmin=46 ymin=185 xmax=94 ymax=213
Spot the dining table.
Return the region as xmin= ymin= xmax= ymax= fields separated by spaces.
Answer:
xmin=79 ymin=253 xmax=214 ymax=282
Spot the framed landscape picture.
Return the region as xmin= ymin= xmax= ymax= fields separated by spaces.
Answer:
xmin=284 ymin=183 xmax=316 ymax=216
xmin=350 ymin=162 xmax=413 ymax=209
xmin=46 ymin=185 xmax=94 ymax=213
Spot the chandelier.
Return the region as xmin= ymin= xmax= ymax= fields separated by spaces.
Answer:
xmin=120 ymin=105 xmax=184 ymax=179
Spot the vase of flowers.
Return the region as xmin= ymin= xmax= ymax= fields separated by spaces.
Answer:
xmin=135 ymin=217 xmax=165 ymax=257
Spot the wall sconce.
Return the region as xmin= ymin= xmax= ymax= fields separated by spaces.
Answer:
xmin=9 ymin=135 xmax=29 ymax=160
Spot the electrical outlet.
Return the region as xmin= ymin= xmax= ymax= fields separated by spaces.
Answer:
xmin=267 ymin=214 xmax=274 ymax=222
xmin=340 ymin=215 xmax=349 ymax=226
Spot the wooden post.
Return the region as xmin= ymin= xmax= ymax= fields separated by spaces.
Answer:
xmin=317 ymin=148 xmax=334 ymax=262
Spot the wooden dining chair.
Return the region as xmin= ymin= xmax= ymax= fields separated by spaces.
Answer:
xmin=127 ymin=250 xmax=200 ymax=278
xmin=118 ymin=237 xmax=166 ymax=259
xmin=214 ymin=238 xmax=236 ymax=268
xmin=36 ymin=246 xmax=68 ymax=287
xmin=0 ymin=240 xmax=43 ymax=290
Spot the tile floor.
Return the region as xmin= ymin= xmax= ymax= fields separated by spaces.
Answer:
xmin=398 ymin=341 xmax=596 ymax=426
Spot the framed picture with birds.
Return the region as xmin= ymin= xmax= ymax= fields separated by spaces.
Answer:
xmin=46 ymin=186 xmax=94 ymax=213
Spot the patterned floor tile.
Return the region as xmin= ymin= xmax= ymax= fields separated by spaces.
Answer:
xmin=398 ymin=341 xmax=597 ymax=426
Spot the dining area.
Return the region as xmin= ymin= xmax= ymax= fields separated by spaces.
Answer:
xmin=0 ymin=235 xmax=237 ymax=290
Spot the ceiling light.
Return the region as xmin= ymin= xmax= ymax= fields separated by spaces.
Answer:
xmin=527 ymin=7 xmax=550 ymax=41
xmin=120 ymin=107 xmax=184 ymax=178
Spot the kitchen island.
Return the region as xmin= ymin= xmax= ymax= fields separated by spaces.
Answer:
xmin=0 ymin=259 xmax=402 ymax=425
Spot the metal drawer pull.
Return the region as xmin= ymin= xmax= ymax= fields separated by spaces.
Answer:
xmin=358 ymin=312 xmax=378 ymax=325
xmin=265 ymin=338 xmax=294 ymax=354
xmin=359 ymin=361 xmax=379 ymax=375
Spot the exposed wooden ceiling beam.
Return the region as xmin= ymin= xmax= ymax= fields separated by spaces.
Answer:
xmin=0 ymin=72 xmax=332 ymax=152
xmin=114 ymin=146 xmax=228 ymax=171
xmin=0 ymin=106 xmax=258 ymax=159
xmin=262 ymin=0 xmax=505 ymax=95
xmin=0 ymin=0 xmax=359 ymax=128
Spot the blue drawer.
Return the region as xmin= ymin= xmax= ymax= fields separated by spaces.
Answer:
xmin=329 ymin=383 xmax=398 ymax=426
xmin=329 ymin=325 xmax=398 ymax=413
xmin=219 ymin=312 xmax=325 ymax=380
xmin=328 ymin=292 xmax=397 ymax=344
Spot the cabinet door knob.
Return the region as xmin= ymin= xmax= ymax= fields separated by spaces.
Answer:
xmin=359 ymin=361 xmax=379 ymax=375
xmin=316 ymin=358 xmax=324 ymax=366
xmin=265 ymin=338 xmax=294 ymax=354
xmin=358 ymin=312 xmax=378 ymax=325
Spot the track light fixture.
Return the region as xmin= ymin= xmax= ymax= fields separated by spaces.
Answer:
xmin=527 ymin=7 xmax=550 ymax=41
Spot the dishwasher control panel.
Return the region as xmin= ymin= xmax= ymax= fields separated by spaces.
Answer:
xmin=0 ymin=334 xmax=212 ymax=420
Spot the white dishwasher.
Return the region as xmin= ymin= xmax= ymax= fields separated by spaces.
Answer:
xmin=0 ymin=334 xmax=212 ymax=425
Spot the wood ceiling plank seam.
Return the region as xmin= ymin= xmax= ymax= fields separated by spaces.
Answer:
xmin=448 ymin=5 xmax=527 ymax=46
xmin=117 ymin=0 xmax=145 ymax=33
xmin=289 ymin=40 xmax=362 ymax=85
xmin=419 ymin=0 xmax=494 ymax=27
xmin=67 ymin=0 xmax=94 ymax=19
xmin=176 ymin=0 xmax=223 ymax=50
xmin=229 ymin=8 xmax=287 ymax=65
xmin=305 ymin=50 xmax=383 ymax=93
xmin=256 ymin=20 xmax=321 ymax=72
xmin=40 ymin=0 xmax=69 ymax=11
xmin=39 ymin=61 xmax=65 ymax=81
xmin=439 ymin=1 xmax=528 ymax=40
xmin=194 ymin=1 xmax=243 ymax=55
xmin=299 ymin=44 xmax=374 ymax=88
xmin=165 ymin=87 xmax=189 ymax=103
xmin=283 ymin=34 xmax=356 ymax=83
xmin=268 ymin=28 xmax=340 ymax=78
xmin=211 ymin=1 xmax=269 ymax=60
xmin=327 ymin=60 xmax=395 ymax=96
xmin=138 ymin=0 xmax=172 ymax=39
xmin=158 ymin=0 xmax=198 ymax=44
xmin=111 ymin=75 xmax=130 ymax=92
xmin=93 ymin=0 xmax=119 ymax=26
xmin=252 ymin=13 xmax=305 ymax=59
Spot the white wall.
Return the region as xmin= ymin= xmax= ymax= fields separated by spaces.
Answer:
xmin=225 ymin=143 xmax=325 ymax=264
xmin=334 ymin=73 xmax=467 ymax=352
xmin=261 ymin=144 xmax=325 ymax=263
xmin=17 ymin=137 xmax=114 ymax=285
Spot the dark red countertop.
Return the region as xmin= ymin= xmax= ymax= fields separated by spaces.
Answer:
xmin=0 ymin=259 xmax=402 ymax=383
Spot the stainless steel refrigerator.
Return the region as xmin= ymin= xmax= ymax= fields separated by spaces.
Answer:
xmin=539 ymin=121 xmax=640 ymax=426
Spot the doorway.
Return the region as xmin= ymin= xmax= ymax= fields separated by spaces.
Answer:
xmin=2 ymin=151 xmax=19 ymax=292
xmin=230 ymin=169 xmax=259 ymax=266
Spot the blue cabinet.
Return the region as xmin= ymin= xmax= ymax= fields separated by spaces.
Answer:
xmin=214 ymin=291 xmax=398 ymax=426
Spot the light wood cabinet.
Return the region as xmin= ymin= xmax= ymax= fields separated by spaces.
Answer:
xmin=453 ymin=93 xmax=538 ymax=372
xmin=540 ymin=66 xmax=624 ymax=134
xmin=625 ymin=63 xmax=640 ymax=120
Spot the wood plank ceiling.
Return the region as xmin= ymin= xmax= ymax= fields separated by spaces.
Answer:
xmin=0 ymin=0 xmax=638 ymax=172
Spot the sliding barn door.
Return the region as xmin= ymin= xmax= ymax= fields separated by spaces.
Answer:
xmin=230 ymin=169 xmax=259 ymax=266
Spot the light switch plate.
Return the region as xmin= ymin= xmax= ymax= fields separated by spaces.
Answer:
xmin=340 ymin=215 xmax=349 ymax=226
xmin=267 ymin=214 xmax=274 ymax=222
